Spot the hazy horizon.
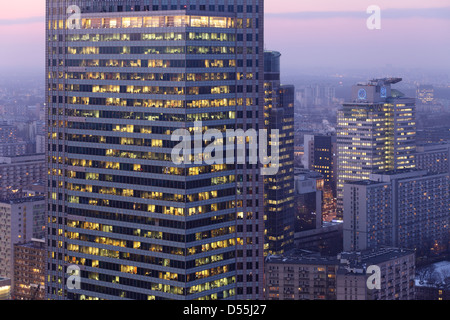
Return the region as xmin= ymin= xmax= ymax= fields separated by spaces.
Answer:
xmin=0 ymin=0 xmax=449 ymax=78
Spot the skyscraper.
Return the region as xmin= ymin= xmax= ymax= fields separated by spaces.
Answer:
xmin=336 ymin=78 xmax=416 ymax=214
xmin=46 ymin=0 xmax=264 ymax=300
xmin=303 ymin=134 xmax=336 ymax=193
xmin=303 ymin=133 xmax=337 ymax=221
xmin=263 ymin=51 xmax=295 ymax=255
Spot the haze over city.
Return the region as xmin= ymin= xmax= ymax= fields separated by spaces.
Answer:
xmin=0 ymin=0 xmax=449 ymax=78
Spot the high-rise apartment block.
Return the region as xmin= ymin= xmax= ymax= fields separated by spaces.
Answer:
xmin=415 ymin=142 xmax=450 ymax=174
xmin=263 ymin=51 xmax=295 ymax=255
xmin=337 ymin=78 xmax=416 ymax=214
xmin=343 ymin=170 xmax=449 ymax=254
xmin=0 ymin=196 xmax=46 ymax=288
xmin=0 ymin=154 xmax=46 ymax=200
xmin=0 ymin=124 xmax=27 ymax=157
xmin=46 ymin=0 xmax=264 ymax=300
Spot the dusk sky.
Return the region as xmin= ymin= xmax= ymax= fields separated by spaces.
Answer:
xmin=0 ymin=0 xmax=449 ymax=76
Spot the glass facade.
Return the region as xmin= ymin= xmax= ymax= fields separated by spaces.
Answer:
xmin=46 ymin=0 xmax=264 ymax=300
xmin=263 ymin=51 xmax=295 ymax=256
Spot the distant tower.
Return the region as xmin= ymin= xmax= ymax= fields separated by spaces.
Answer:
xmin=336 ymin=78 xmax=416 ymax=215
xmin=416 ymin=85 xmax=434 ymax=105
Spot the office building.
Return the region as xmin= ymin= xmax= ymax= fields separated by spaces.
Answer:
xmin=263 ymin=51 xmax=295 ymax=256
xmin=303 ymin=134 xmax=336 ymax=191
xmin=294 ymin=221 xmax=343 ymax=256
xmin=0 ymin=154 xmax=46 ymax=200
xmin=343 ymin=170 xmax=449 ymax=255
xmin=0 ymin=196 xmax=45 ymax=288
xmin=337 ymin=78 xmax=416 ymax=215
xmin=46 ymin=0 xmax=264 ymax=300
xmin=303 ymin=133 xmax=337 ymax=221
xmin=13 ymin=238 xmax=46 ymax=300
xmin=265 ymin=247 xmax=415 ymax=300
xmin=296 ymin=84 xmax=336 ymax=109
xmin=0 ymin=277 xmax=11 ymax=300
xmin=294 ymin=168 xmax=324 ymax=232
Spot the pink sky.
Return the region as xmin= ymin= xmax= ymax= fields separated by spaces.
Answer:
xmin=1 ymin=0 xmax=449 ymax=19
xmin=0 ymin=0 xmax=449 ymax=74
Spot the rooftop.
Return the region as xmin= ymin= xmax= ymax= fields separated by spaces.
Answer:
xmin=0 ymin=196 xmax=45 ymax=205
xmin=266 ymin=249 xmax=340 ymax=266
xmin=346 ymin=180 xmax=386 ymax=186
xmin=339 ymin=247 xmax=415 ymax=268
xmin=266 ymin=247 xmax=414 ymax=270
xmin=14 ymin=238 xmax=46 ymax=250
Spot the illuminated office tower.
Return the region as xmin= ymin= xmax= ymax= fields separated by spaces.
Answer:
xmin=263 ymin=51 xmax=295 ymax=255
xmin=303 ymin=134 xmax=336 ymax=193
xmin=336 ymin=78 xmax=416 ymax=214
xmin=46 ymin=0 xmax=264 ymax=300
xmin=303 ymin=133 xmax=337 ymax=221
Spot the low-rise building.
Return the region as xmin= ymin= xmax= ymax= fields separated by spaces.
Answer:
xmin=265 ymin=247 xmax=415 ymax=300
xmin=415 ymin=261 xmax=450 ymax=300
xmin=0 ymin=196 xmax=45 ymax=286
xmin=13 ymin=238 xmax=46 ymax=300
xmin=0 ymin=277 xmax=11 ymax=300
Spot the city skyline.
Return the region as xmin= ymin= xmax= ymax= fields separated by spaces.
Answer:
xmin=0 ymin=1 xmax=449 ymax=76
xmin=0 ymin=0 xmax=449 ymax=304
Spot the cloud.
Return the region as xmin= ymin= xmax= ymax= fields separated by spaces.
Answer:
xmin=0 ymin=16 xmax=44 ymax=26
xmin=265 ymin=7 xmax=450 ymax=20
